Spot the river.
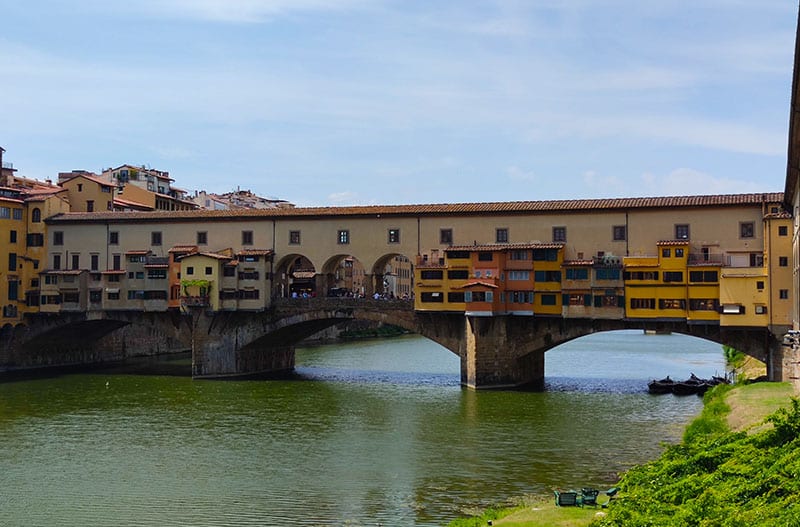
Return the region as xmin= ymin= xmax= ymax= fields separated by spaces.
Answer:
xmin=0 ymin=330 xmax=724 ymax=526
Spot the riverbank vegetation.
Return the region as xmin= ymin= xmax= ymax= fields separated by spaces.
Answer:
xmin=448 ymin=381 xmax=799 ymax=527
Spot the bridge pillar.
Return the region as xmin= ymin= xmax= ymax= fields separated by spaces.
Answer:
xmin=188 ymin=311 xmax=296 ymax=378
xmin=462 ymin=316 xmax=544 ymax=389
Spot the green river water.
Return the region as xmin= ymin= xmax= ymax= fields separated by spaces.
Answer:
xmin=0 ymin=330 xmax=724 ymax=526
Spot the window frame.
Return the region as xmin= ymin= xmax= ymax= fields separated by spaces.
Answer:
xmin=740 ymin=221 xmax=755 ymax=239
xmin=552 ymin=226 xmax=566 ymax=242
xmin=337 ymin=230 xmax=350 ymax=245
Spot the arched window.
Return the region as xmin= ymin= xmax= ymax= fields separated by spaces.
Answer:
xmin=31 ymin=208 xmax=41 ymax=223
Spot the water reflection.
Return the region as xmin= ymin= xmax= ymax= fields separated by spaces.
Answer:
xmin=0 ymin=330 xmax=724 ymax=526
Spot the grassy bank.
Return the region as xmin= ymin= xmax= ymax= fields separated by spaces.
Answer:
xmin=448 ymin=381 xmax=798 ymax=527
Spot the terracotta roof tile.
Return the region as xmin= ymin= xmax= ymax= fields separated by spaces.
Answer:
xmin=236 ymin=249 xmax=274 ymax=256
xmin=446 ymin=243 xmax=564 ymax=252
xmin=169 ymin=245 xmax=198 ymax=253
xmin=45 ymin=192 xmax=786 ymax=224
xmin=562 ymin=259 xmax=595 ymax=266
xmin=656 ymin=240 xmax=690 ymax=246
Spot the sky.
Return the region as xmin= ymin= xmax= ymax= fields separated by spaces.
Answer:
xmin=0 ymin=1 xmax=797 ymax=207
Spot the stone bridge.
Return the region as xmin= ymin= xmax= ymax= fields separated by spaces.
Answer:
xmin=2 ymin=298 xmax=793 ymax=388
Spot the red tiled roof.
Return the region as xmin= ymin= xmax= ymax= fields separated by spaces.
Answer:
xmin=101 ymin=269 xmax=126 ymax=274
xmin=236 ymin=249 xmax=273 ymax=256
xmin=180 ymin=251 xmax=232 ymax=261
xmin=562 ymin=259 xmax=595 ymax=266
xmin=446 ymin=243 xmax=564 ymax=252
xmin=125 ymin=250 xmax=151 ymax=255
xmin=45 ymin=192 xmax=786 ymax=224
xmin=458 ymin=280 xmax=499 ymax=289
xmin=169 ymin=245 xmax=198 ymax=253
xmin=656 ymin=240 xmax=690 ymax=246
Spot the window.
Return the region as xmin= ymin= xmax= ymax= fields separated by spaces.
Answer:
xmin=53 ymin=231 xmax=64 ymax=245
xmin=624 ymin=271 xmax=659 ymax=281
xmin=388 ymin=229 xmax=400 ymax=244
xmin=337 ymin=230 xmax=349 ymax=244
xmin=662 ymin=248 xmax=671 ymax=257
xmin=510 ymin=250 xmax=530 ymax=260
xmin=12 ymin=208 xmax=22 ymax=220
xmin=112 ymin=254 xmax=121 ymax=270
xmin=689 ymin=299 xmax=718 ymax=311
xmin=447 ymin=270 xmax=469 ymax=279
xmin=540 ymin=294 xmax=557 ymax=306
xmin=151 ymin=232 xmax=162 ymax=246
xmin=89 ymin=290 xmax=102 ymax=303
xmin=447 ymin=250 xmax=469 ymax=260
xmin=663 ymin=271 xmax=683 ymax=282
xmin=779 ymin=226 xmax=788 ymax=236
xmin=689 ymin=271 xmax=718 ymax=282
xmin=596 ymin=268 xmax=621 ymax=280
xmin=53 ymin=254 xmax=61 ymax=270
xmin=8 ymin=253 xmax=17 ymax=272
xmin=740 ymin=222 xmax=754 ymax=238
xmin=447 ymin=292 xmax=465 ymax=303
xmin=565 ymin=268 xmax=589 ymax=280
xmin=780 ymin=289 xmax=790 ymax=299
xmin=26 ymin=233 xmax=43 ymax=247
xmin=32 ymin=208 xmax=41 ymax=223
xmin=440 ymin=229 xmax=453 ymax=244
xmin=147 ymin=269 xmax=167 ymax=279
xmin=197 ymin=231 xmax=207 ymax=245
xmin=630 ymin=298 xmax=656 ymax=309
xmin=534 ymin=270 xmax=561 ymax=282
xmin=90 ymin=254 xmax=99 ymax=271
xmin=289 ymin=230 xmax=301 ymax=245
xmin=107 ymin=291 xmax=120 ymax=300
xmin=420 ymin=270 xmax=444 ymax=280
xmin=756 ymin=281 xmax=765 ymax=290
xmin=71 ymin=254 xmax=80 ymax=270
xmin=238 ymin=270 xmax=260 ymax=280
xmin=223 ymin=266 xmax=236 ymax=277
xmin=242 ymin=230 xmax=253 ymax=245
xmin=780 ymin=256 xmax=789 ymax=267
xmin=533 ymin=248 xmax=559 ymax=261
xmin=552 ymin=226 xmax=566 ymax=242
xmin=508 ymin=270 xmax=530 ymax=281
xmin=750 ymin=253 xmax=764 ymax=267
xmin=496 ymin=228 xmax=508 ymax=243
xmin=675 ymin=248 xmax=684 ymax=257
xmin=613 ymin=225 xmax=626 ymax=241
xmin=86 ymin=200 xmax=94 ymax=212
xmin=421 ymin=292 xmax=444 ymax=303
xmin=675 ymin=224 xmax=690 ymax=240
xmin=659 ymin=299 xmax=686 ymax=310
xmin=205 ymin=266 xmax=213 ymax=275
xmin=109 ymin=231 xmax=119 ymax=245
xmin=478 ymin=252 xmax=493 ymax=261
xmin=186 ymin=266 xmax=194 ymax=275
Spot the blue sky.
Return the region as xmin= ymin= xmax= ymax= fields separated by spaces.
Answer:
xmin=0 ymin=1 xmax=796 ymax=206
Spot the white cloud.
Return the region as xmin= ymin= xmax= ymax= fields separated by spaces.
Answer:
xmin=327 ymin=191 xmax=359 ymax=205
xmin=507 ymin=166 xmax=537 ymax=182
xmin=128 ymin=0 xmax=371 ymax=22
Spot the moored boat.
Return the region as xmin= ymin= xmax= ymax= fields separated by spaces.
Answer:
xmin=648 ymin=376 xmax=675 ymax=394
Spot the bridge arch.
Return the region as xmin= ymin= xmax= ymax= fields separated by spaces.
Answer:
xmin=370 ymin=252 xmax=415 ymax=298
xmin=274 ymin=254 xmax=317 ymax=298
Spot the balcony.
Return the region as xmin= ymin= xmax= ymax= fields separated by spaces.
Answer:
xmin=688 ymin=253 xmax=725 ymax=265
xmin=181 ymin=295 xmax=210 ymax=308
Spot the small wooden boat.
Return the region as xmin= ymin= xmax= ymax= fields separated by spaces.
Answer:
xmin=648 ymin=376 xmax=675 ymax=394
xmin=672 ymin=373 xmax=707 ymax=396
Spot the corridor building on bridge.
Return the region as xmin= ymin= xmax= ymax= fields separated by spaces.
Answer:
xmin=4 ymin=191 xmax=785 ymax=336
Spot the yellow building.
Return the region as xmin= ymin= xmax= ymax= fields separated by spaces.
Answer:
xmin=60 ymin=173 xmax=115 ymax=212
xmin=0 ymin=188 xmax=26 ymax=326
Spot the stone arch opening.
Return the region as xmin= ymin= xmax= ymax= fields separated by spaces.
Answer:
xmin=371 ymin=252 xmax=415 ymax=299
xmin=274 ymin=254 xmax=318 ymax=298
xmin=320 ymin=254 xmax=368 ymax=298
